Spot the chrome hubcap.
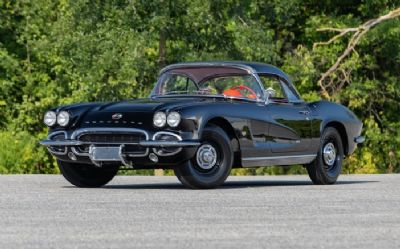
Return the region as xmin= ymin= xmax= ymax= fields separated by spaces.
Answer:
xmin=196 ymin=144 xmax=217 ymax=170
xmin=323 ymin=142 xmax=336 ymax=166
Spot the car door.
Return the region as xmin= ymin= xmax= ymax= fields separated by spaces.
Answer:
xmin=259 ymin=75 xmax=312 ymax=155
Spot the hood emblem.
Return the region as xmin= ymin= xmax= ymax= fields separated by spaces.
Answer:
xmin=112 ymin=113 xmax=123 ymax=120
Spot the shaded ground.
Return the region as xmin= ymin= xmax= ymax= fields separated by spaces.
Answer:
xmin=0 ymin=174 xmax=399 ymax=249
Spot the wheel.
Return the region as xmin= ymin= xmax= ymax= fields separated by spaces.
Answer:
xmin=174 ymin=125 xmax=233 ymax=189
xmin=58 ymin=160 xmax=119 ymax=188
xmin=306 ymin=127 xmax=344 ymax=184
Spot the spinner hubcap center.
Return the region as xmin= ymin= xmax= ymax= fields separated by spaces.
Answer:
xmin=323 ymin=142 xmax=336 ymax=166
xmin=196 ymin=144 xmax=217 ymax=170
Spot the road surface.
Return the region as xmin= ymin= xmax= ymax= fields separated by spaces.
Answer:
xmin=0 ymin=174 xmax=399 ymax=249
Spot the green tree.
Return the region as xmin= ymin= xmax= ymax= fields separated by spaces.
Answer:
xmin=0 ymin=0 xmax=399 ymax=174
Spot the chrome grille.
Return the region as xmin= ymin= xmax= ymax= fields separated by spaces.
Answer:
xmin=74 ymin=130 xmax=148 ymax=156
xmin=79 ymin=133 xmax=146 ymax=144
xmin=71 ymin=128 xmax=149 ymax=157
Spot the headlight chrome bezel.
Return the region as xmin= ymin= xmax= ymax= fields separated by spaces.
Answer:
xmin=44 ymin=111 xmax=57 ymax=127
xmin=153 ymin=111 xmax=167 ymax=128
xmin=57 ymin=111 xmax=70 ymax=127
xmin=167 ymin=112 xmax=181 ymax=127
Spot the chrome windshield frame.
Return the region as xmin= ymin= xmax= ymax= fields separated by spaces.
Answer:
xmin=151 ymin=63 xmax=267 ymax=103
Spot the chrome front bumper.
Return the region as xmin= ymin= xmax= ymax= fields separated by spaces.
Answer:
xmin=40 ymin=128 xmax=200 ymax=166
xmin=39 ymin=139 xmax=200 ymax=147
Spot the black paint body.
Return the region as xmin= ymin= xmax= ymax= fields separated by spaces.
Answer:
xmin=43 ymin=62 xmax=363 ymax=169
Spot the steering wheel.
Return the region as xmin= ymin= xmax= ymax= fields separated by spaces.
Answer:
xmin=229 ymin=85 xmax=257 ymax=99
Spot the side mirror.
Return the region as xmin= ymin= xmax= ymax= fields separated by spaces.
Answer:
xmin=264 ymin=87 xmax=276 ymax=104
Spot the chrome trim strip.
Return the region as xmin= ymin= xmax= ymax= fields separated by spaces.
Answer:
xmin=242 ymin=154 xmax=317 ymax=161
xmin=242 ymin=154 xmax=317 ymax=168
xmin=46 ymin=131 xmax=68 ymax=155
xmin=40 ymin=140 xmax=84 ymax=146
xmin=141 ymin=141 xmax=201 ymax=147
xmin=153 ymin=131 xmax=182 ymax=140
xmin=252 ymin=72 xmax=267 ymax=103
xmin=152 ymin=131 xmax=183 ymax=156
xmin=71 ymin=147 xmax=87 ymax=157
xmin=48 ymin=130 xmax=67 ymax=138
xmin=42 ymin=140 xmax=143 ymax=146
xmin=159 ymin=62 xmax=255 ymax=75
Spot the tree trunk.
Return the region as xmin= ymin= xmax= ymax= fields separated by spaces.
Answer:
xmin=159 ymin=30 xmax=167 ymax=69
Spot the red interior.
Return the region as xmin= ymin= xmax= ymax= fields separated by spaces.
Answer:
xmin=223 ymin=85 xmax=257 ymax=99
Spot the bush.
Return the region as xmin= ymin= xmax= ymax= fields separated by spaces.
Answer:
xmin=0 ymin=131 xmax=58 ymax=174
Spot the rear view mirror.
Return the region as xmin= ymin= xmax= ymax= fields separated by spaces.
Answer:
xmin=264 ymin=87 xmax=276 ymax=104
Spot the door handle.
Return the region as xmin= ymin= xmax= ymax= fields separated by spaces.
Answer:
xmin=299 ymin=110 xmax=310 ymax=115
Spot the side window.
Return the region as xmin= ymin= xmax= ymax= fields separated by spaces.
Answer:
xmin=258 ymin=75 xmax=286 ymax=100
xmin=259 ymin=75 xmax=300 ymax=102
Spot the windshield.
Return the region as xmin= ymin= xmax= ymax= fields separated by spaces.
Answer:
xmin=154 ymin=73 xmax=264 ymax=100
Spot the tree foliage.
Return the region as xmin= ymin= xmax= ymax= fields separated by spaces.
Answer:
xmin=0 ymin=0 xmax=399 ymax=174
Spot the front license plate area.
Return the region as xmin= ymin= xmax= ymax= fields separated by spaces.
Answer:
xmin=89 ymin=146 xmax=121 ymax=161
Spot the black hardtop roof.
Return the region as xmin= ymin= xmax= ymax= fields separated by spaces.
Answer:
xmin=160 ymin=61 xmax=291 ymax=83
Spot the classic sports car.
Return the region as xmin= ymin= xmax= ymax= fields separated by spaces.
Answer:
xmin=40 ymin=62 xmax=364 ymax=189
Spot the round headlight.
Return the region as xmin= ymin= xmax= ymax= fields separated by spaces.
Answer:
xmin=153 ymin=112 xmax=166 ymax=127
xmin=44 ymin=111 xmax=57 ymax=127
xmin=167 ymin=112 xmax=181 ymax=127
xmin=57 ymin=111 xmax=70 ymax=127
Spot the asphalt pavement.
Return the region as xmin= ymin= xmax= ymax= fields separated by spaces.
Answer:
xmin=0 ymin=174 xmax=399 ymax=249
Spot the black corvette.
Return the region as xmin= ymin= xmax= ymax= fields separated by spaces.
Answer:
xmin=40 ymin=62 xmax=364 ymax=189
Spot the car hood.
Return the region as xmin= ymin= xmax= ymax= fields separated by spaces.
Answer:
xmin=94 ymin=98 xmax=196 ymax=112
xmin=69 ymin=97 xmax=209 ymax=113
xmin=56 ymin=97 xmax=212 ymax=129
